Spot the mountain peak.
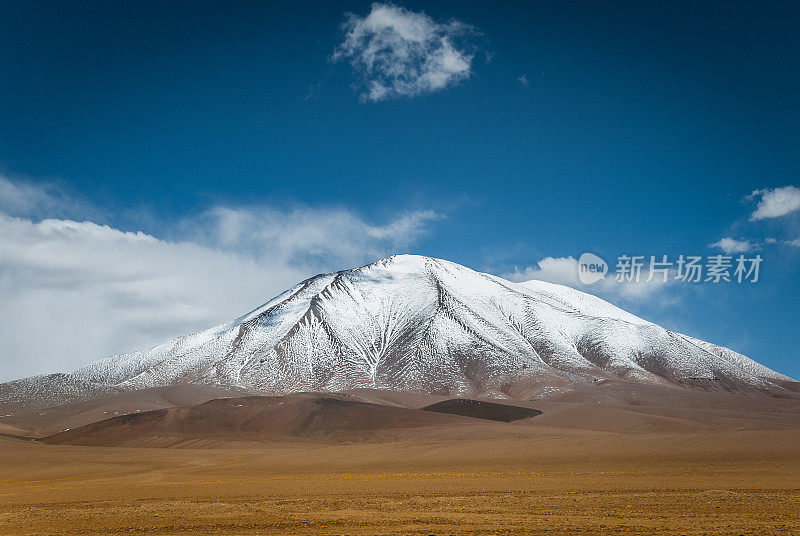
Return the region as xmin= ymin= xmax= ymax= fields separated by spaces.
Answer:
xmin=355 ymin=253 xmax=450 ymax=272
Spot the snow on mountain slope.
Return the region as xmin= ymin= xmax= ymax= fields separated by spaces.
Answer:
xmin=2 ymin=255 xmax=796 ymax=406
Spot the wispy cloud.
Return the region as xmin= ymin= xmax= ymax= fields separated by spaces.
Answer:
xmin=0 ymin=175 xmax=89 ymax=219
xmin=709 ymin=237 xmax=758 ymax=254
xmin=191 ymin=205 xmax=440 ymax=268
xmin=502 ymin=255 xmax=675 ymax=302
xmin=748 ymin=185 xmax=800 ymax=221
xmin=0 ymin=176 xmax=441 ymax=381
xmin=332 ymin=2 xmax=478 ymax=101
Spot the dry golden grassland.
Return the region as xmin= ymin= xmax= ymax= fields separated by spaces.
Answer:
xmin=1 ymin=429 xmax=799 ymax=535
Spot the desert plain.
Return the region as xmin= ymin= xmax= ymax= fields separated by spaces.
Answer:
xmin=1 ymin=381 xmax=799 ymax=535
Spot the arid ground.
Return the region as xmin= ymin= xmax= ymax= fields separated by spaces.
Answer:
xmin=1 ymin=383 xmax=799 ymax=535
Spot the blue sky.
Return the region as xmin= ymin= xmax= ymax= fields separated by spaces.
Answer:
xmin=0 ymin=1 xmax=799 ymax=381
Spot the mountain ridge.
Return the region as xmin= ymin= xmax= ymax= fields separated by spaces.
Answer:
xmin=1 ymin=254 xmax=796 ymax=408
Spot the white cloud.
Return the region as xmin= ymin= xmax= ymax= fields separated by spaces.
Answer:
xmin=0 ymin=178 xmax=441 ymax=382
xmin=748 ymin=186 xmax=800 ymax=220
xmin=786 ymin=238 xmax=800 ymax=247
xmin=709 ymin=237 xmax=757 ymax=254
xmin=195 ymin=205 xmax=439 ymax=267
xmin=332 ymin=2 xmax=477 ymax=101
xmin=503 ymin=255 xmax=675 ymax=302
xmin=504 ymin=256 xmax=580 ymax=287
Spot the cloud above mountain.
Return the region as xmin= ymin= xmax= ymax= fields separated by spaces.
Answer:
xmin=195 ymin=205 xmax=439 ymax=266
xmin=502 ymin=255 xmax=675 ymax=302
xmin=332 ymin=2 xmax=478 ymax=101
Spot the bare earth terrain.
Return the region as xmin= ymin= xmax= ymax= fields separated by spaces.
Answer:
xmin=1 ymin=383 xmax=799 ymax=535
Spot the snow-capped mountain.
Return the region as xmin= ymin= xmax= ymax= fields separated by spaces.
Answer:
xmin=1 ymin=255 xmax=795 ymax=407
